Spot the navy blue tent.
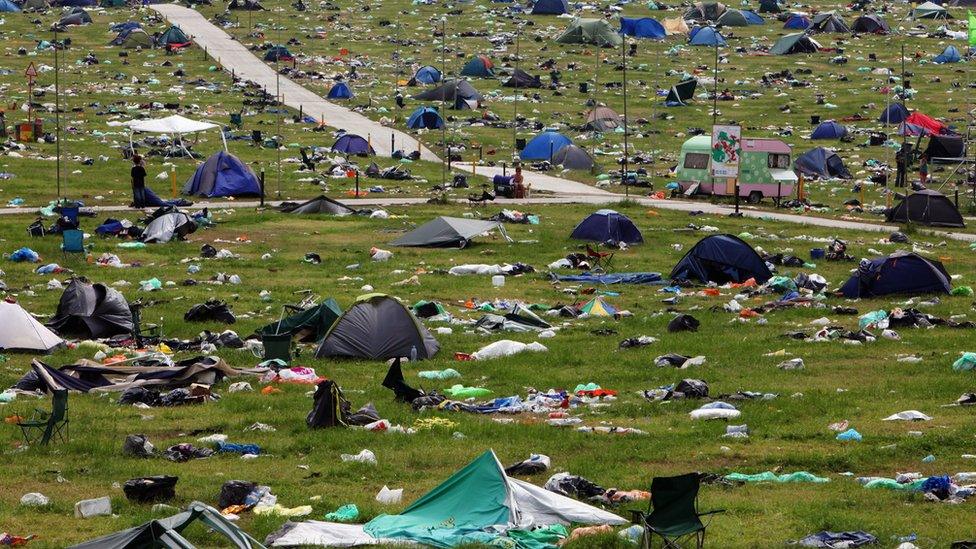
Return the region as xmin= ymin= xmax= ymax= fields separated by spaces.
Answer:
xmin=670 ymin=234 xmax=771 ymax=284
xmin=741 ymin=10 xmax=764 ymax=23
xmin=406 ymin=106 xmax=444 ymax=129
xmin=182 ymin=151 xmax=261 ymax=197
xmin=933 ymin=45 xmax=961 ymax=63
xmin=55 ymin=0 xmax=95 ymax=6
xmin=878 ymin=103 xmax=909 ymax=124
xmin=811 ymin=120 xmax=847 ymax=139
xmin=794 ymin=147 xmax=851 ymax=179
xmin=331 ymin=134 xmax=374 ymax=156
xmin=327 ymin=82 xmax=353 ymax=100
xmin=412 ymin=65 xmax=441 ymax=85
xmin=520 ymin=131 xmax=571 ymax=160
xmin=569 ymin=209 xmax=643 ymax=245
xmin=783 ymin=14 xmax=810 ymax=29
xmin=840 ymin=252 xmax=950 ymax=298
xmin=689 ymin=26 xmax=727 ymax=46
xmin=0 ymin=0 xmax=22 ymax=12
xmin=530 ymin=0 xmax=568 ymax=14
xmin=620 ymin=17 xmax=666 ymax=39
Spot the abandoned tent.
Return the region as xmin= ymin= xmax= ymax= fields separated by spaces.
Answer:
xmin=47 ymin=279 xmax=134 ymax=339
xmin=569 ymin=209 xmax=643 ymax=245
xmin=885 ymin=189 xmax=965 ymax=228
xmin=279 ymin=195 xmax=358 ymax=215
xmin=391 ymin=217 xmax=507 ymax=247
xmin=0 ymin=300 xmax=64 ymax=353
xmin=670 ymin=234 xmax=772 ymax=284
xmin=183 ymin=151 xmax=262 ymax=198
xmin=840 ymin=252 xmax=951 ymax=298
xmin=314 ymin=294 xmax=440 ymax=360
xmin=257 ymin=299 xmax=343 ymax=343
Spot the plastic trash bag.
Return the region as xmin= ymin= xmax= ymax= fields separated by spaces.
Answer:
xmin=376 ymin=485 xmax=402 ymax=504
xmin=123 ymin=475 xmax=178 ymax=503
xmin=667 ymin=314 xmax=700 ymax=333
xmin=836 ymin=428 xmax=863 ymax=441
xmin=882 ymin=410 xmax=932 ymax=421
xmin=340 ymin=449 xmax=377 ymax=465
xmin=325 ymin=503 xmax=360 ymax=522
xmin=859 ymin=310 xmax=888 ymax=330
xmin=952 ymin=352 xmax=976 ymax=372
xmin=472 ymin=340 xmax=547 ymax=360
xmin=122 ymin=434 xmax=155 ymax=458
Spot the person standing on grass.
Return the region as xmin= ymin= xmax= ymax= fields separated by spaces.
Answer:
xmin=895 ymin=143 xmax=909 ymax=187
xmin=918 ymin=154 xmax=928 ymax=188
xmin=131 ymin=154 xmax=147 ymax=208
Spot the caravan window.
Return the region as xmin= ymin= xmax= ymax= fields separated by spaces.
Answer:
xmin=684 ymin=153 xmax=709 ymax=170
xmin=767 ymin=153 xmax=791 ymax=169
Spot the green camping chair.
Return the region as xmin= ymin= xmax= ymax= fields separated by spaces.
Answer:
xmin=130 ymin=301 xmax=161 ymax=347
xmin=17 ymin=389 xmax=69 ymax=445
xmin=61 ymin=229 xmax=86 ymax=261
xmin=630 ymin=473 xmax=724 ymax=548
xmin=262 ymin=333 xmax=292 ymax=363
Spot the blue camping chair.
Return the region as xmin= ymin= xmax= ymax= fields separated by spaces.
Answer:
xmin=58 ymin=203 xmax=80 ymax=225
xmin=61 ymin=229 xmax=86 ymax=260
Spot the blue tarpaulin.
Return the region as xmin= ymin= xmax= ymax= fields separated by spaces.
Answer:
xmin=555 ymin=272 xmax=664 ymax=285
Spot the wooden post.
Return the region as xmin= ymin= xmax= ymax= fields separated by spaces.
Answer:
xmin=170 ymin=169 xmax=176 ymax=198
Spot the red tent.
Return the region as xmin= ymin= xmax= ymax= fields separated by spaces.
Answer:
xmin=903 ymin=112 xmax=946 ymax=136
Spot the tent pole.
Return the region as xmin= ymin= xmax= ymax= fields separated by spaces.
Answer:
xmin=512 ymin=19 xmax=520 ymax=161
xmin=712 ymin=42 xmax=718 ymax=127
xmin=54 ymin=27 xmax=61 ymax=199
xmin=276 ymin=22 xmax=282 ymax=199
xmin=440 ymin=17 xmax=447 ymax=188
xmin=621 ymin=33 xmax=629 ymax=197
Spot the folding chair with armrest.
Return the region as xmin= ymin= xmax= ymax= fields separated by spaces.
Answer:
xmin=630 ymin=473 xmax=724 ymax=549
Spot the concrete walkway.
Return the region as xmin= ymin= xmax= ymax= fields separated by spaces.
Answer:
xmin=151 ymin=4 xmax=439 ymax=162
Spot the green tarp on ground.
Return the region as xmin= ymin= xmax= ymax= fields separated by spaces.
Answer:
xmin=257 ymin=299 xmax=342 ymax=343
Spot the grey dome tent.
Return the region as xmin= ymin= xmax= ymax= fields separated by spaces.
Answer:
xmin=770 ymin=33 xmax=821 ymax=55
xmin=886 ymin=189 xmax=965 ymax=228
xmin=552 ymin=145 xmax=594 ymax=170
xmin=280 ymin=195 xmax=357 ymax=215
xmin=851 ymin=14 xmax=890 ymax=34
xmin=556 ymin=18 xmax=622 ymax=47
xmin=112 ymin=28 xmax=154 ymax=48
xmin=47 ymin=279 xmax=134 ymax=339
xmin=502 ymin=68 xmax=542 ymax=88
xmin=670 ymin=234 xmax=772 ymax=284
xmin=0 ymin=300 xmax=64 ymax=353
xmin=684 ymin=1 xmax=727 ymax=20
xmin=412 ymin=79 xmax=482 ymax=110
xmin=392 ymin=216 xmax=508 ymax=248
xmin=716 ymin=9 xmax=750 ymax=26
xmin=142 ymin=211 xmax=198 ymax=243
xmin=809 ymin=12 xmax=850 ymax=33
xmin=314 ymin=294 xmax=440 ymax=360
xmin=583 ymin=106 xmax=622 ymax=132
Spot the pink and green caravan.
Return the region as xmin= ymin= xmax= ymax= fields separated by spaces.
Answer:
xmin=675 ymin=135 xmax=796 ymax=203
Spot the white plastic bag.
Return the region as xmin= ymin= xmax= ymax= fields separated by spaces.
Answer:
xmin=341 ymin=449 xmax=377 ymax=465
xmin=375 ymin=485 xmax=403 ymax=504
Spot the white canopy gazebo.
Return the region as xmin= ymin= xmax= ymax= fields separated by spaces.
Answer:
xmin=124 ymin=114 xmax=226 ymax=157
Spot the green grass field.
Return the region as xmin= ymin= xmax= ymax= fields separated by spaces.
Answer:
xmin=1 ymin=0 xmax=976 ymax=547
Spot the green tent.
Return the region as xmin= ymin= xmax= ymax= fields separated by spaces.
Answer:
xmin=556 ymin=18 xmax=623 ymax=47
xmin=911 ymin=1 xmax=949 ymax=19
xmin=159 ymin=25 xmax=190 ymax=46
xmin=257 ymin=299 xmax=342 ymax=343
xmin=363 ymin=450 xmax=626 ymax=547
xmin=716 ymin=9 xmax=749 ymax=26
xmin=101 ymin=0 xmax=126 ymax=7
xmin=769 ymin=32 xmax=821 ymax=55
xmin=118 ymin=29 xmax=155 ymax=49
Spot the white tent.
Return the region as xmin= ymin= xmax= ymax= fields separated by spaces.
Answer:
xmin=0 ymin=300 xmax=65 ymax=353
xmin=125 ymin=114 xmax=226 ymax=155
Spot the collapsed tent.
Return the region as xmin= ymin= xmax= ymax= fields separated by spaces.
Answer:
xmin=279 ymin=195 xmax=358 ymax=215
xmin=551 ymin=144 xmax=594 ymax=170
xmin=142 ymin=212 xmax=197 ymax=243
xmin=0 ymin=300 xmax=64 ymax=353
xmin=264 ymin=45 xmax=294 ymax=62
xmin=809 ymin=12 xmax=850 ymax=33
xmin=851 ymin=14 xmax=890 ymax=34
xmin=22 ymin=0 xmax=50 ymax=10
xmin=58 ymin=8 xmax=92 ymax=26
xmin=665 ymin=78 xmax=697 ymax=106
xmin=502 ymin=68 xmax=543 ymax=89
xmin=47 ymin=279 xmax=134 ymax=339
xmin=583 ymin=106 xmax=622 ymax=132
xmin=15 ymin=357 xmax=240 ymax=394
xmin=530 ymin=0 xmax=568 ymax=15
xmin=689 ymin=26 xmax=727 ymax=46
xmin=758 ymin=0 xmax=781 ymax=12
xmin=620 ymin=17 xmax=666 ymax=39
xmin=685 ymin=1 xmax=727 ymax=20
xmin=840 ymin=252 xmax=951 ymax=298
xmin=392 ymin=216 xmax=507 ymax=247
xmin=410 ymin=65 xmax=441 ymax=85
xmin=794 ymin=147 xmax=851 ymax=179
xmin=569 ymin=209 xmax=643 ymax=245
xmin=406 ymin=106 xmax=444 ymax=129
xmin=556 ymin=18 xmax=623 ymax=47
xmin=228 ymin=0 xmax=264 ymax=9
xmin=886 ymin=189 xmax=965 ymax=228
xmin=327 ymin=82 xmax=353 ymax=100
xmin=331 ymin=134 xmax=374 ymax=155
xmin=69 ymin=502 xmax=265 ymax=549
xmin=899 ymin=112 xmax=948 ymax=137
xmin=933 ymin=45 xmax=961 ymax=64
xmin=412 ymin=80 xmax=482 ymax=110
xmin=460 ymin=55 xmax=494 ymax=77
xmin=521 ymin=131 xmax=572 ymax=160
xmin=475 ymin=304 xmax=552 ymax=332
xmin=183 ymin=151 xmax=261 ymax=197
xmin=878 ymin=103 xmax=909 ymax=125
xmin=314 ymin=294 xmax=439 ymax=360
xmin=258 ymin=299 xmax=342 ymax=343
xmin=811 ymin=120 xmax=848 ymax=139
xmin=662 ymin=17 xmax=690 ymax=34
xmin=670 ymin=234 xmax=772 ymax=284
xmin=769 ymin=33 xmax=820 ymax=54
xmin=268 ymin=450 xmax=625 ymax=547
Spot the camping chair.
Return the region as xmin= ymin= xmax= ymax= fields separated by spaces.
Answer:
xmin=61 ymin=229 xmax=86 ymax=261
xmin=585 ymin=244 xmax=614 ymax=273
xmin=130 ymin=301 xmax=161 ymax=347
xmin=230 ymin=111 xmax=243 ymax=130
xmin=17 ymin=389 xmax=69 ymax=446
xmin=58 ymin=202 xmax=80 ymax=225
xmin=630 ymin=473 xmax=724 ymax=549
xmin=262 ymin=333 xmax=292 ymax=363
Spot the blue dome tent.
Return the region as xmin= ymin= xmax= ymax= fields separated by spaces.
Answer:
xmin=840 ymin=252 xmax=951 ymax=298
xmin=406 ymin=107 xmax=444 ymax=129
xmin=0 ymin=0 xmax=22 ymax=12
xmin=620 ymin=17 xmax=666 ymax=39
xmin=670 ymin=234 xmax=772 ymax=284
xmin=794 ymin=147 xmax=851 ymax=179
xmin=689 ymin=27 xmax=726 ymax=46
xmin=331 ymin=134 xmax=374 ymax=156
xmin=741 ymin=10 xmax=764 ymax=24
xmin=878 ymin=103 xmax=909 ymax=124
xmin=810 ymin=120 xmax=848 ymax=139
xmin=460 ymin=55 xmax=494 ymax=77
xmin=933 ymin=45 xmax=961 ymax=64
xmin=530 ymin=0 xmax=568 ymax=15
xmin=520 ymin=131 xmax=571 ymax=160
xmin=783 ymin=14 xmax=810 ymax=29
xmin=411 ymin=65 xmax=442 ymax=85
xmin=327 ymin=82 xmax=353 ymax=100
xmin=182 ymin=151 xmax=261 ymax=198
xmin=569 ymin=209 xmax=643 ymax=245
